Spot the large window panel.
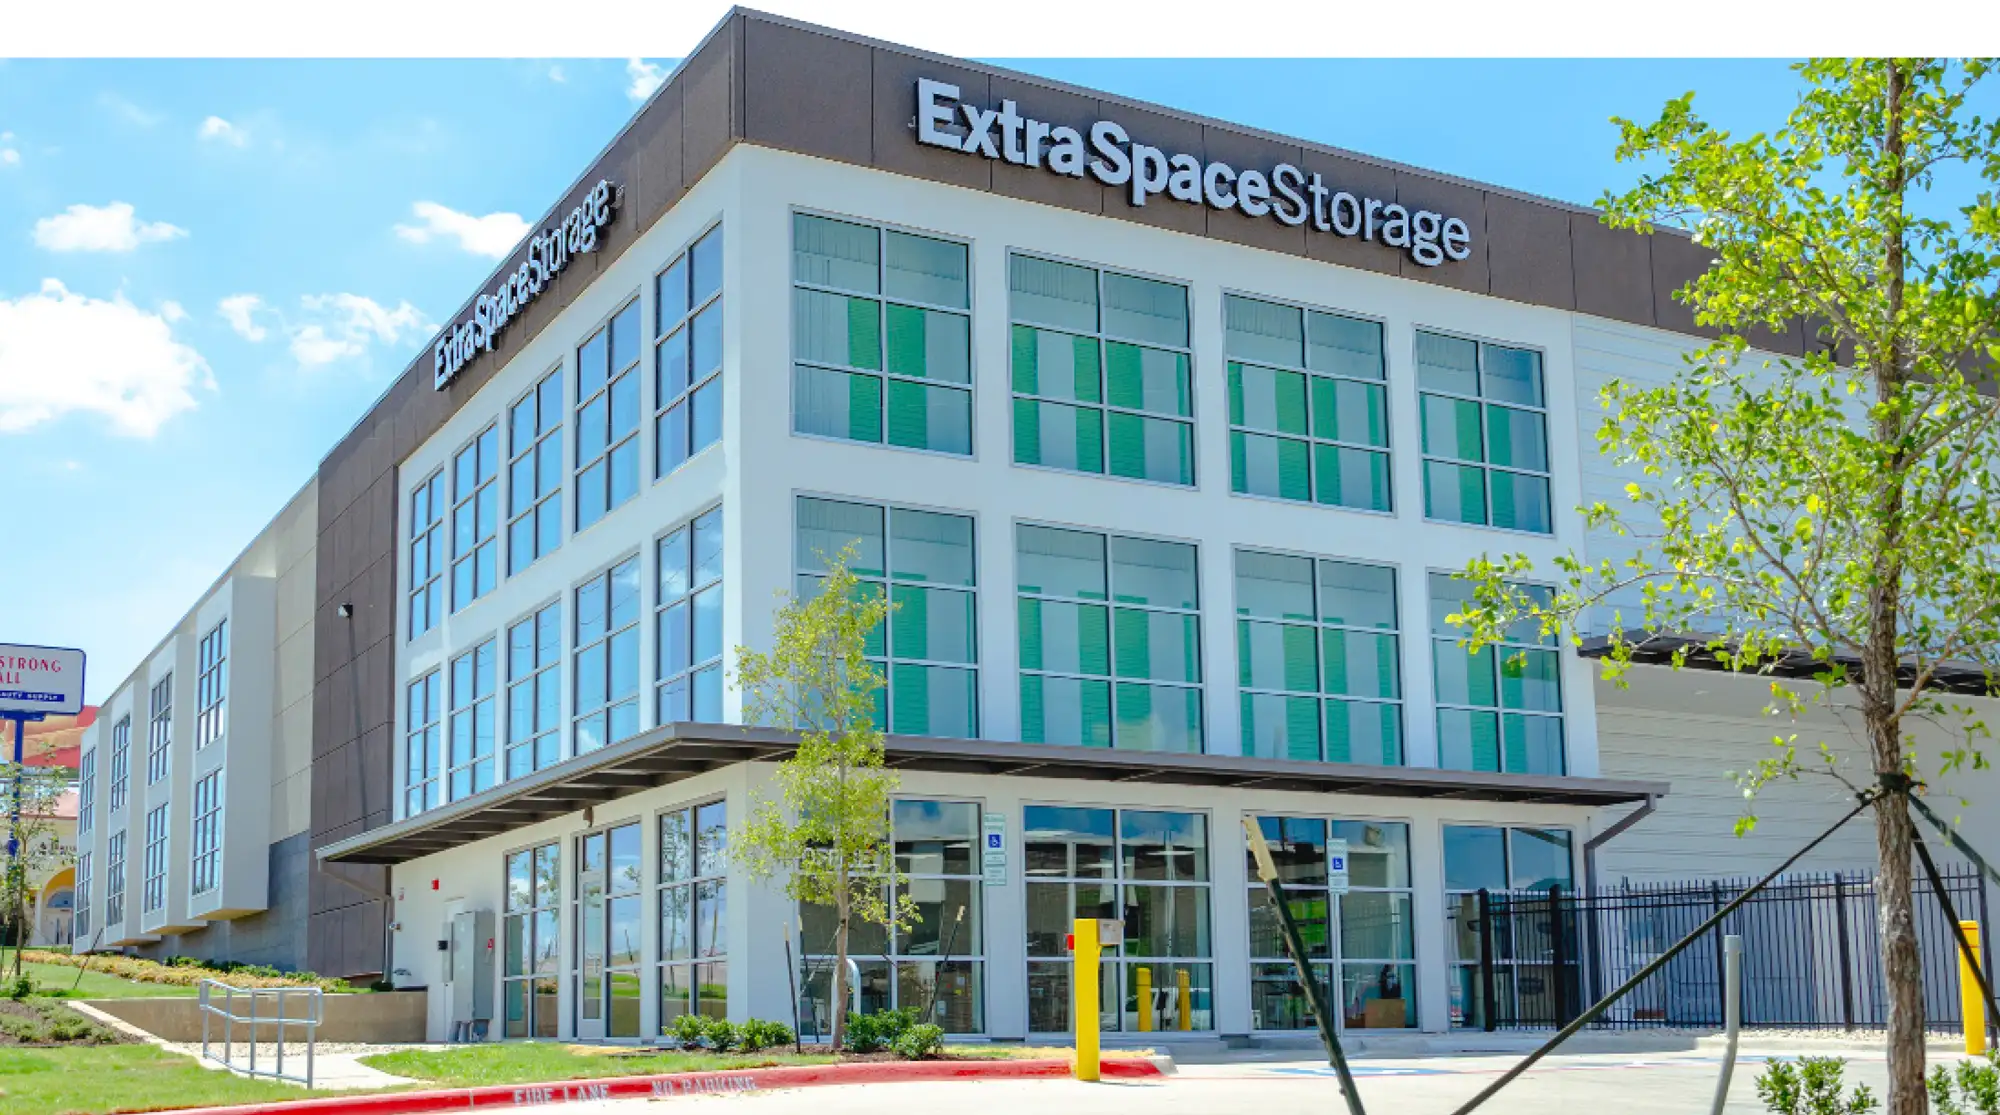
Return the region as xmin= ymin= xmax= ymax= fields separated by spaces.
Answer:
xmin=507 ymin=371 xmax=564 ymax=574
xmin=574 ymin=557 xmax=641 ymax=754
xmin=451 ymin=425 xmax=500 ymax=611
xmin=576 ymin=302 xmax=642 ymax=531
xmin=1418 ymin=332 xmax=1552 ymax=533
xmin=658 ymin=507 xmax=724 ymax=724
xmin=1225 ymin=294 xmax=1390 ymax=512
xmin=793 ymin=214 xmax=970 ymax=455
xmin=447 ymin=639 xmax=497 ymax=800
xmin=1429 ymin=574 xmax=1564 ymax=775
xmin=1012 ymin=256 xmax=1192 ymax=486
xmin=1444 ymin=824 xmax=1575 ymax=1029
xmin=1248 ymin=815 xmax=1416 ymax=1031
xmin=796 ymin=497 xmax=978 ymax=738
xmin=408 ymin=470 xmax=445 ymax=636
xmin=657 ymin=225 xmax=725 ymax=478
xmin=1020 ymin=526 xmax=1201 ymax=753
xmin=1238 ymin=552 xmax=1402 ymax=766
xmin=506 ymin=602 xmax=562 ymax=779
xmin=504 ymin=843 xmax=561 ymax=1038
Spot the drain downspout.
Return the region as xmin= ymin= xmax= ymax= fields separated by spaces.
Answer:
xmin=1584 ymin=795 xmax=1657 ymax=898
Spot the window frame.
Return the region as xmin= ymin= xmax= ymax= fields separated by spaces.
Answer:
xmin=506 ymin=367 xmax=565 ymax=576
xmin=505 ymin=598 xmax=565 ymax=781
xmin=191 ymin=770 xmax=222 ymax=896
xmin=1441 ymin=823 xmax=1577 ymax=1029
xmin=790 ymin=209 xmax=978 ymax=459
xmin=195 ymin=619 xmax=228 ymax=748
xmin=502 ymin=839 xmax=563 ymax=1039
xmin=573 ymin=296 xmax=644 ymax=534
xmin=655 ymin=505 xmax=725 ymax=727
xmin=657 ymin=798 xmax=729 ymax=1029
xmin=1243 ymin=811 xmax=1419 ymax=1032
xmin=794 ymin=494 xmax=981 ymax=739
xmin=1427 ymin=571 xmax=1565 ymax=777
xmin=1022 ymin=802 xmax=1215 ymax=1035
xmin=571 ymin=553 xmax=643 ymax=756
xmin=75 ymin=851 xmax=93 ymax=940
xmin=78 ymin=749 xmax=96 ymax=835
xmin=1414 ymin=327 xmax=1554 ymax=536
xmin=1221 ymin=290 xmax=1394 ymax=515
xmin=1014 ymin=519 xmax=1205 ymax=753
xmin=1006 ymin=249 xmax=1197 ymax=489
xmin=105 ymin=829 xmax=127 ymax=926
xmin=404 ymin=669 xmax=443 ymax=817
xmin=108 ymin=715 xmax=131 ymax=813
xmin=655 ymin=221 xmax=725 ymax=480
xmin=146 ymin=673 xmax=173 ymax=785
xmin=142 ymin=803 xmax=169 ymax=915
xmin=1233 ymin=546 xmax=1405 ymax=766
xmin=447 ymin=636 xmax=499 ymax=802
xmin=450 ymin=423 xmax=502 ymax=612
xmin=408 ymin=468 xmax=447 ymax=636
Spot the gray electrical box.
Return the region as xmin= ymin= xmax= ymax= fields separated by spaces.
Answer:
xmin=447 ymin=910 xmax=496 ymax=1033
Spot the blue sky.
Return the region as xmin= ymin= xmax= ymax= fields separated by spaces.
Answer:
xmin=0 ymin=55 xmax=1811 ymax=702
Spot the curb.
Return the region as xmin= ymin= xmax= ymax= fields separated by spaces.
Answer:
xmin=154 ymin=1056 xmax=1166 ymax=1115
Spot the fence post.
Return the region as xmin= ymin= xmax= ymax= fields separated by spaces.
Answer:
xmin=1479 ymin=889 xmax=1498 ymax=1033
xmin=1982 ymin=868 xmax=1996 ymax=1048
xmin=1710 ymin=881 xmax=1727 ymax=1028
xmin=1833 ymin=872 xmax=1855 ymax=1029
xmin=1550 ymin=885 xmax=1570 ymax=1027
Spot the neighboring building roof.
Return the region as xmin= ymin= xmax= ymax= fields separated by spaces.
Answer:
xmin=41 ymin=789 xmax=79 ymax=821
xmin=15 ymin=705 xmax=93 ymax=772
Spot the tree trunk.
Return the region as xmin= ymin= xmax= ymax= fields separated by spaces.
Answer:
xmin=830 ymin=893 xmax=850 ymax=1051
xmin=1870 ymin=722 xmax=1927 ymax=1115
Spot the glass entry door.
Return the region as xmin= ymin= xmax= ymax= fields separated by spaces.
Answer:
xmin=573 ymin=823 xmax=644 ymax=1040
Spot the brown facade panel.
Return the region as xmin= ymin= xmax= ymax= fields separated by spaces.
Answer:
xmin=872 ymin=51 xmax=992 ymax=193
xmin=1484 ymin=192 xmax=1576 ymax=310
xmin=1298 ymin=149 xmax=1399 ymax=277
xmin=680 ymin=25 xmax=741 ymax=189
xmin=1201 ymin=127 xmax=1307 ymax=258
xmin=633 ymin=81 xmax=687 ymax=232
xmin=745 ymin=20 xmax=873 ymax=165
xmin=1395 ymin=173 xmax=1488 ymax=294
xmin=985 ymin=74 xmax=1102 ymax=217
xmin=1097 ymin=105 xmax=1206 ymax=238
xmin=1571 ymin=212 xmax=1655 ymax=327
xmin=1648 ymin=230 xmax=1719 ymax=340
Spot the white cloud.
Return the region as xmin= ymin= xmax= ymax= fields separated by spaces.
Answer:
xmin=217 ymin=293 xmax=267 ymax=342
xmin=548 ymin=65 xmax=567 ymax=83
xmin=0 ymin=133 xmax=17 ymax=166
xmin=0 ymin=279 xmax=212 ymax=437
xmin=32 ymin=202 xmax=188 ymax=253
xmin=197 ymin=115 xmax=248 ymax=147
xmin=290 ymin=294 xmax=432 ymax=369
xmin=100 ymin=93 xmax=161 ymax=127
xmin=216 ymin=291 xmax=428 ymax=370
xmin=160 ymin=300 xmax=187 ymax=323
xmin=394 ymin=201 xmax=529 ymax=259
xmin=626 ymin=58 xmax=666 ymax=101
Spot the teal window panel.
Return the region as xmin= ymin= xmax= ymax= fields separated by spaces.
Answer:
xmin=1233 ymin=431 xmax=1311 ymax=502
xmin=793 ymin=365 xmax=883 ymax=444
xmin=1105 ymin=343 xmax=1191 ymax=417
xmin=1021 ymin=674 xmax=1112 ymax=747
xmin=1113 ymin=608 xmax=1200 ymax=683
xmin=1018 ymin=598 xmax=1110 ymax=676
xmin=890 ymin=585 xmax=977 ymax=664
xmin=1423 ymin=460 xmax=1488 ymax=525
xmin=1237 ymin=621 xmax=1319 ymax=693
xmin=885 ymin=379 xmax=971 ymax=455
xmin=1011 ymin=325 xmax=1100 ymax=403
xmin=1107 ymin=412 xmax=1194 ymax=486
xmin=1321 ymin=629 xmax=1400 ymax=700
xmin=1325 ymin=699 xmax=1402 ymax=766
xmin=1437 ymin=709 xmax=1501 ymax=773
xmin=1311 ymin=377 xmax=1389 ymax=447
xmin=1241 ymin=693 xmax=1322 ymax=762
xmin=891 ymin=663 xmax=978 ymax=739
xmin=1113 ymin=683 xmax=1202 ymax=753
xmin=886 ymin=303 xmax=971 ymax=384
xmin=1489 ymin=471 xmax=1552 ymax=534
xmin=793 ymin=288 xmax=882 ymax=371
xmin=1483 ymin=405 xmax=1548 ymax=471
xmin=1231 ymin=362 xmax=1309 ymax=435
xmin=1432 ymin=642 xmax=1497 ymax=707
xmin=1313 ymin=445 xmax=1392 ymax=512
xmin=1013 ymin=398 xmax=1104 ymax=473
xmin=1420 ymin=394 xmax=1484 ymax=462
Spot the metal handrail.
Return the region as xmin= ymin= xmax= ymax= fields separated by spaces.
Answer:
xmin=199 ymin=979 xmax=323 ymax=1089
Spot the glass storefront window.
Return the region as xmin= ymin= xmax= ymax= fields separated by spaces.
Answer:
xmin=503 ymin=842 xmax=560 ymax=1039
xmin=1443 ymin=824 xmax=1575 ymax=1029
xmin=660 ymin=801 xmax=728 ymax=1028
xmin=1025 ymin=805 xmax=1212 ymax=1034
xmin=1245 ymin=815 xmax=1415 ymax=1031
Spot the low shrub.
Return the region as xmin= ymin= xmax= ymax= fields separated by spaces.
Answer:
xmin=6 ymin=973 xmax=36 ymax=1001
xmin=1928 ymin=1050 xmax=2000 ymax=1115
xmin=0 ymin=999 xmax=124 ymax=1044
xmin=667 ymin=1013 xmax=708 ymax=1050
xmin=843 ymin=1007 xmax=919 ymax=1054
xmin=891 ymin=1022 xmax=944 ymax=1060
xmin=1756 ymin=1056 xmax=1879 ymax=1115
xmin=738 ymin=1018 xmax=795 ymax=1051
xmin=19 ymin=950 xmax=351 ymax=993
xmin=700 ymin=1017 xmax=740 ymax=1052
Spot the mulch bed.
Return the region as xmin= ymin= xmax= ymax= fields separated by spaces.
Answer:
xmin=0 ymin=997 xmax=135 ymax=1045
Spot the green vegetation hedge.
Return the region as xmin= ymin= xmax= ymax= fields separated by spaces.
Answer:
xmin=19 ymin=950 xmax=354 ymax=992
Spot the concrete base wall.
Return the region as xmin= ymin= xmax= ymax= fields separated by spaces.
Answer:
xmin=80 ymin=989 xmax=428 ymax=1043
xmin=133 ymin=833 xmax=311 ymax=972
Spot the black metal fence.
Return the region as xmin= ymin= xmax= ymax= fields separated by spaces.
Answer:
xmin=1473 ymin=865 xmax=1993 ymax=1031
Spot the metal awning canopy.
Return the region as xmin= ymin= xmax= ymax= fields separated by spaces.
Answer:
xmin=1577 ymin=630 xmax=1999 ymax=698
xmin=316 ymin=723 xmax=1668 ymax=866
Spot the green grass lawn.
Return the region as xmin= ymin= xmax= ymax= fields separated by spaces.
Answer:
xmin=359 ymin=1043 xmax=839 ymax=1087
xmin=0 ymin=1044 xmax=319 ymax=1115
xmin=0 ymin=954 xmax=193 ymax=1000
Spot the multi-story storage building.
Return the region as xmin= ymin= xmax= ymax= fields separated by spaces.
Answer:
xmin=76 ymin=9 xmax=1998 ymax=1041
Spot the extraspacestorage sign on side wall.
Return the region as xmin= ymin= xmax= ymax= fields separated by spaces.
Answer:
xmin=917 ymin=79 xmax=1474 ymax=270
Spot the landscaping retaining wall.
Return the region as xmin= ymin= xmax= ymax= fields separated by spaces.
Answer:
xmin=82 ymin=989 xmax=427 ymax=1043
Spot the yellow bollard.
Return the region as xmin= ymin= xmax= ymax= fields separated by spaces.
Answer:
xmin=1135 ymin=966 xmax=1152 ymax=1032
xmin=1962 ymin=920 xmax=1987 ymax=1056
xmin=1072 ymin=918 xmax=1101 ymax=1081
xmin=1177 ymin=969 xmax=1191 ymax=1032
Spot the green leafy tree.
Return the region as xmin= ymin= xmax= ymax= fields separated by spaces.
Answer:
xmin=2 ymin=756 xmax=75 ymax=977
xmin=732 ymin=543 xmax=916 ymax=1051
xmin=1450 ymin=59 xmax=2000 ymax=1114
